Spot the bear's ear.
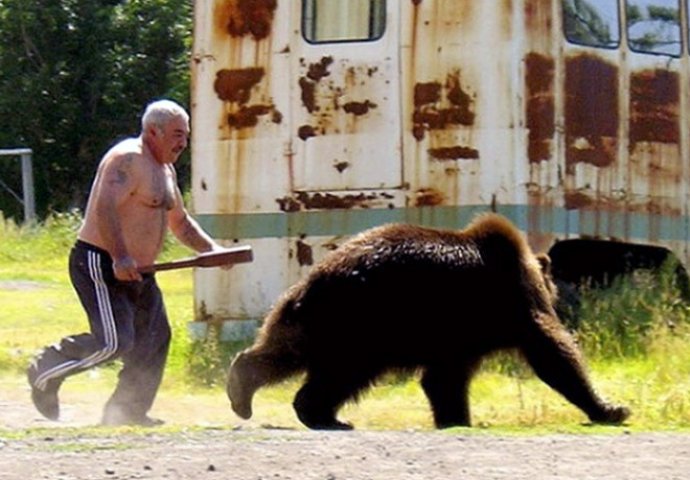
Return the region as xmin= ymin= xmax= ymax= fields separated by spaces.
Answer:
xmin=281 ymin=298 xmax=300 ymax=325
xmin=536 ymin=253 xmax=552 ymax=275
xmin=536 ymin=253 xmax=560 ymax=305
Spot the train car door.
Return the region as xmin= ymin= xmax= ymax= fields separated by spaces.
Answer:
xmin=288 ymin=0 xmax=403 ymax=198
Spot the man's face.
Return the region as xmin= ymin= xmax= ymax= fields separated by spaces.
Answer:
xmin=154 ymin=116 xmax=189 ymax=164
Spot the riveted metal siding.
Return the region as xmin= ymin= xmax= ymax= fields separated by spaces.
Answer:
xmin=191 ymin=0 xmax=690 ymax=327
xmin=402 ymin=0 xmax=522 ymax=211
xmin=191 ymin=0 xmax=293 ymax=322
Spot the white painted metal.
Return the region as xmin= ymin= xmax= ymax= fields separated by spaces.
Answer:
xmin=190 ymin=0 xmax=690 ymax=336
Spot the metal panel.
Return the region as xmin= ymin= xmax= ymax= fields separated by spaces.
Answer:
xmin=191 ymin=0 xmax=690 ymax=329
xmin=401 ymin=0 xmax=525 ymax=210
xmin=192 ymin=0 xmax=291 ymax=215
xmin=191 ymin=0 xmax=293 ymax=324
xmin=290 ymin=1 xmax=402 ymax=192
xmin=559 ymin=0 xmax=687 ymax=248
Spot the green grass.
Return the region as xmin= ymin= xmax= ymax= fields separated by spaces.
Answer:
xmin=3 ymin=212 xmax=690 ymax=432
xmin=0 ymin=211 xmax=197 ymax=385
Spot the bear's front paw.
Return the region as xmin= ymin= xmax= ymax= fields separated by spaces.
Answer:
xmin=309 ymin=419 xmax=354 ymax=431
xmin=298 ymin=414 xmax=354 ymax=430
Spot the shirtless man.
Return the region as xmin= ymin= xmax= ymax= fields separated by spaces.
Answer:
xmin=27 ymin=99 xmax=224 ymax=426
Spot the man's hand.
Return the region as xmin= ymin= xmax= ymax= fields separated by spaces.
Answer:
xmin=113 ymin=256 xmax=143 ymax=282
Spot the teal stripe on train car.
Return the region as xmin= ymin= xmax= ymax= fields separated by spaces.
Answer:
xmin=195 ymin=205 xmax=689 ymax=243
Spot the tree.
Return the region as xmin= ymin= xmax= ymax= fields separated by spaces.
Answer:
xmin=627 ymin=3 xmax=681 ymax=55
xmin=563 ymin=0 xmax=681 ymax=55
xmin=0 ymin=0 xmax=192 ymax=220
xmin=563 ymin=0 xmax=617 ymax=48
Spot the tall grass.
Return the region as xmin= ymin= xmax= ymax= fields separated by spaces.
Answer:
xmin=575 ymin=265 xmax=690 ymax=359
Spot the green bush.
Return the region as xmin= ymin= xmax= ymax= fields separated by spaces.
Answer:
xmin=572 ymin=264 xmax=690 ymax=359
xmin=185 ymin=326 xmax=251 ymax=388
xmin=0 ymin=210 xmax=81 ymax=262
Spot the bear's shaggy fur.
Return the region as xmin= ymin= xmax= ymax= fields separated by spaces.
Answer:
xmin=227 ymin=213 xmax=630 ymax=429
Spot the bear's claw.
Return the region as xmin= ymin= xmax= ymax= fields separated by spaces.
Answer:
xmin=589 ymin=404 xmax=631 ymax=425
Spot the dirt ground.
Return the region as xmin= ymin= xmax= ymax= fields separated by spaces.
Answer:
xmin=3 ymin=427 xmax=690 ymax=480
xmin=2 ymin=387 xmax=690 ymax=480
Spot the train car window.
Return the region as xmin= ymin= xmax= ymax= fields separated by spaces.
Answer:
xmin=302 ymin=0 xmax=386 ymax=43
xmin=626 ymin=0 xmax=681 ymax=56
xmin=563 ymin=0 xmax=620 ymax=48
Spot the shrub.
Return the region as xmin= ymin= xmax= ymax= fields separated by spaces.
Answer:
xmin=571 ymin=264 xmax=690 ymax=359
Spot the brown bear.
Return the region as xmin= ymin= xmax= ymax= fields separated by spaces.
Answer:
xmin=227 ymin=213 xmax=630 ymax=430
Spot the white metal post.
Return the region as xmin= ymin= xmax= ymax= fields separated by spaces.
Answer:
xmin=20 ymin=151 xmax=35 ymax=222
xmin=0 ymin=148 xmax=35 ymax=223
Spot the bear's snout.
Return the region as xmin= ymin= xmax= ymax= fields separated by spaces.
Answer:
xmin=227 ymin=353 xmax=254 ymax=419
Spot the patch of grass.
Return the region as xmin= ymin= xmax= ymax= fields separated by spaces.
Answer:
xmin=186 ymin=334 xmax=251 ymax=388
xmin=575 ymin=265 xmax=690 ymax=359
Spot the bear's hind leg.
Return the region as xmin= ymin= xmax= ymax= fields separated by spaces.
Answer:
xmin=520 ymin=315 xmax=630 ymax=424
xmin=421 ymin=360 xmax=480 ymax=428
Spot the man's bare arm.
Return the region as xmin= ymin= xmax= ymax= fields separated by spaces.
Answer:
xmin=94 ymin=153 xmax=142 ymax=280
xmin=168 ymin=182 xmax=221 ymax=253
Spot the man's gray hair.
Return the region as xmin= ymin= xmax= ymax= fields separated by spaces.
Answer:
xmin=141 ymin=99 xmax=189 ymax=131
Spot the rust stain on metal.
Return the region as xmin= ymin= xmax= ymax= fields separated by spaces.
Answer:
xmin=223 ymin=0 xmax=277 ymax=41
xmin=525 ymin=52 xmax=555 ymax=163
xmin=271 ymin=110 xmax=283 ymax=124
xmin=299 ymin=77 xmax=317 ymax=113
xmin=214 ymin=67 xmax=278 ymax=130
xmin=630 ymin=69 xmax=679 ymax=147
xmin=415 ymin=188 xmax=445 ymax=207
xmin=566 ymin=137 xmax=617 ymax=168
xmin=307 ymin=56 xmax=334 ymax=82
xmin=343 ymin=100 xmax=377 ymax=116
xmin=412 ymin=70 xmax=475 ymax=141
xmin=297 ymin=57 xmax=380 ymax=134
xmin=414 ymin=82 xmax=441 ymax=107
xmin=277 ymin=192 xmax=395 ymax=212
xmin=334 ymin=161 xmax=350 ymax=173
xmin=227 ymin=104 xmax=273 ymax=129
xmin=295 ymin=191 xmax=381 ymax=210
xmin=524 ymin=0 xmax=553 ymax=36
xmin=411 ymin=0 xmax=423 ymax=6
xmin=446 ymin=73 xmax=473 ymax=112
xmin=296 ymin=239 xmax=314 ymax=266
xmin=298 ymin=125 xmax=317 ymax=141
xmin=298 ymin=57 xmax=334 ymax=114
xmin=565 ymin=54 xmax=618 ymax=171
xmin=564 ymin=191 xmax=594 ymax=210
xmin=214 ymin=68 xmax=265 ymax=104
xmin=428 ymin=146 xmax=479 ymax=160
xmin=276 ymin=196 xmax=301 ymax=212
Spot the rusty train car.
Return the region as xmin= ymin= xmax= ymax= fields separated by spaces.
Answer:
xmin=190 ymin=0 xmax=690 ymax=336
